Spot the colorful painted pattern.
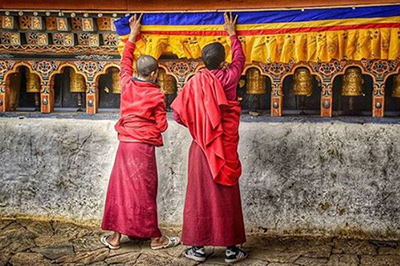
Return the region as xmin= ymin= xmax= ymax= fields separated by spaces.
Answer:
xmin=114 ymin=5 xmax=400 ymax=63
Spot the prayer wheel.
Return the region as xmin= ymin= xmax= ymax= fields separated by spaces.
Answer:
xmin=341 ymin=67 xmax=364 ymax=96
xmin=157 ymin=68 xmax=177 ymax=95
xmin=26 ymin=72 xmax=41 ymax=93
xmin=69 ymin=70 xmax=86 ymax=93
xmin=239 ymin=79 xmax=246 ymax=89
xmin=9 ymin=73 xmax=21 ymax=111
xmin=391 ymin=74 xmax=400 ymax=98
xmin=69 ymin=70 xmax=86 ymax=111
xmin=246 ymin=68 xmax=266 ymax=117
xmin=111 ymin=68 xmax=121 ymax=94
xmin=237 ymin=78 xmax=246 ymax=102
xmin=293 ymin=68 xmax=313 ymax=97
xmin=246 ymin=68 xmax=266 ymax=95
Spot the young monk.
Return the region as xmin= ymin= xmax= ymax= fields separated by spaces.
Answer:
xmin=171 ymin=12 xmax=247 ymax=263
xmin=101 ymin=14 xmax=180 ymax=250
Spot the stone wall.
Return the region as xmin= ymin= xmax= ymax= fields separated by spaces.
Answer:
xmin=0 ymin=115 xmax=399 ymax=239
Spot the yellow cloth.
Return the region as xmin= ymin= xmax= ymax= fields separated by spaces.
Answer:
xmin=118 ymin=17 xmax=400 ymax=63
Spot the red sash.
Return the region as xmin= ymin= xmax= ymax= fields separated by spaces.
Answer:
xmin=171 ymin=68 xmax=241 ymax=186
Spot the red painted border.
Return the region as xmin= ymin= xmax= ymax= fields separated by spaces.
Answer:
xmin=132 ymin=22 xmax=400 ymax=36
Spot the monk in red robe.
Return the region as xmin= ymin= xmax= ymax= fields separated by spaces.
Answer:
xmin=171 ymin=13 xmax=247 ymax=263
xmin=101 ymin=14 xmax=180 ymax=250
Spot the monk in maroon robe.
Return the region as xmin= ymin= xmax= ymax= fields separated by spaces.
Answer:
xmin=101 ymin=14 xmax=180 ymax=250
xmin=171 ymin=13 xmax=247 ymax=263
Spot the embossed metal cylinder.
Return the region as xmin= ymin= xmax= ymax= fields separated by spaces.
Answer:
xmin=111 ymin=68 xmax=121 ymax=94
xmin=341 ymin=67 xmax=364 ymax=96
xmin=69 ymin=70 xmax=86 ymax=93
xmin=293 ymin=68 xmax=313 ymax=97
xmin=157 ymin=68 xmax=177 ymax=95
xmin=246 ymin=68 xmax=267 ymax=95
xmin=26 ymin=72 xmax=41 ymax=93
xmin=391 ymin=74 xmax=400 ymax=98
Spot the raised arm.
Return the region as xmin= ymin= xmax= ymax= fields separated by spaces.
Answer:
xmin=223 ymin=12 xmax=245 ymax=86
xmin=120 ymin=14 xmax=142 ymax=89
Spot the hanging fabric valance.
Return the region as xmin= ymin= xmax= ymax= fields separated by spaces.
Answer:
xmin=114 ymin=5 xmax=400 ymax=63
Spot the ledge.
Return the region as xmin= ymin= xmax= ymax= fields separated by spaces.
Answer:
xmin=1 ymin=111 xmax=400 ymax=125
xmin=0 ymin=117 xmax=399 ymax=239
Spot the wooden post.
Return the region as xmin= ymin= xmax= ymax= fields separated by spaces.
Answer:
xmin=40 ymin=80 xmax=54 ymax=113
xmin=372 ymin=83 xmax=385 ymax=117
xmin=321 ymin=83 xmax=333 ymax=117
xmin=271 ymin=82 xmax=283 ymax=117
xmin=0 ymin=76 xmax=6 ymax=112
xmin=86 ymin=81 xmax=98 ymax=114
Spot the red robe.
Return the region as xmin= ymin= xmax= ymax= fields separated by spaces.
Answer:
xmin=171 ymin=68 xmax=242 ymax=186
xmin=102 ymin=40 xmax=166 ymax=238
xmin=172 ymin=35 xmax=246 ymax=246
xmin=115 ymin=41 xmax=167 ymax=146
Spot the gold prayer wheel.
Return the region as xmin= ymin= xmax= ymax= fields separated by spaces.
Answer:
xmin=293 ymin=68 xmax=313 ymax=97
xmin=69 ymin=70 xmax=86 ymax=93
xmin=110 ymin=68 xmax=121 ymax=94
xmin=157 ymin=68 xmax=177 ymax=95
xmin=246 ymin=68 xmax=266 ymax=95
xmin=26 ymin=72 xmax=41 ymax=93
xmin=391 ymin=74 xmax=400 ymax=98
xmin=10 ymin=73 xmax=21 ymax=111
xmin=341 ymin=67 xmax=364 ymax=96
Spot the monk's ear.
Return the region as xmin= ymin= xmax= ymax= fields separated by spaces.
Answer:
xmin=151 ymin=70 xmax=158 ymax=81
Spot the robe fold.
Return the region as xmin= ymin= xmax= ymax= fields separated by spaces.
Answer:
xmin=171 ymin=68 xmax=242 ymax=186
xmin=102 ymin=40 xmax=166 ymax=238
xmin=171 ymin=35 xmax=246 ymax=246
xmin=101 ymin=142 xmax=162 ymax=238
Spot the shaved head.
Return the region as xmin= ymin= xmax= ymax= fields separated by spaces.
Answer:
xmin=202 ymin=42 xmax=225 ymax=70
xmin=136 ymin=55 xmax=158 ymax=78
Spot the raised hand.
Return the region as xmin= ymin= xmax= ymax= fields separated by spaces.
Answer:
xmin=224 ymin=12 xmax=238 ymax=36
xmin=128 ymin=13 xmax=143 ymax=42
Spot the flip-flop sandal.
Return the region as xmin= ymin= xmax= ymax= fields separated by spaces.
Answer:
xmin=100 ymin=235 xmax=121 ymax=250
xmin=151 ymin=236 xmax=181 ymax=250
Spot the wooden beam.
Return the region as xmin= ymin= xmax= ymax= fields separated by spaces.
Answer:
xmin=1 ymin=0 xmax=399 ymax=11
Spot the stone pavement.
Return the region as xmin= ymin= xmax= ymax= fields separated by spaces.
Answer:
xmin=1 ymin=219 xmax=400 ymax=266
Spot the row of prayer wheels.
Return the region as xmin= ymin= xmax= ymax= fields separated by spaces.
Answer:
xmin=24 ymin=70 xmax=88 ymax=94
xmin=70 ymin=68 xmax=121 ymax=94
xmin=70 ymin=68 xmax=123 ymax=94
xmin=20 ymin=66 xmax=400 ymax=98
xmin=245 ymin=67 xmax=400 ymax=98
xmin=22 ymin=68 xmax=178 ymax=96
xmin=20 ymin=67 xmax=400 ymax=112
xmin=25 ymin=70 xmax=89 ymax=94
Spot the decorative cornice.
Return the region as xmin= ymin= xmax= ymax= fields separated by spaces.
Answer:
xmin=75 ymin=55 xmax=114 ymax=60
xmin=0 ymin=44 xmax=119 ymax=55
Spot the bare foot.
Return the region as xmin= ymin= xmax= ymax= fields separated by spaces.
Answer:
xmin=150 ymin=236 xmax=169 ymax=248
xmin=107 ymin=231 xmax=121 ymax=247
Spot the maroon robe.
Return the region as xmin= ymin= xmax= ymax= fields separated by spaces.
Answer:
xmin=102 ymin=142 xmax=162 ymax=238
xmin=101 ymin=40 xmax=166 ymax=238
xmin=172 ymin=35 xmax=246 ymax=246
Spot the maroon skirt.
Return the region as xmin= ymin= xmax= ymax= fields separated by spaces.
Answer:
xmin=101 ymin=141 xmax=162 ymax=238
xmin=182 ymin=141 xmax=246 ymax=247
